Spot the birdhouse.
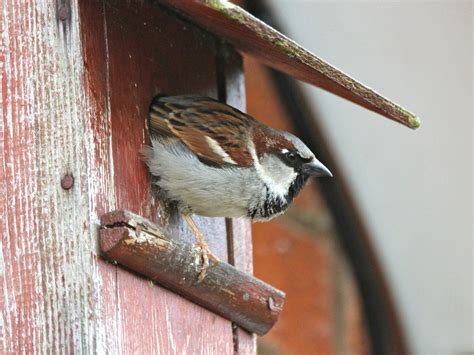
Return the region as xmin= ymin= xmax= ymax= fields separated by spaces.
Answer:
xmin=1 ymin=1 xmax=418 ymax=353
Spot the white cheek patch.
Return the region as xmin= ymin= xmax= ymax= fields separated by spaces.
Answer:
xmin=258 ymin=164 xmax=297 ymax=198
xmin=249 ymin=141 xmax=296 ymax=198
xmin=205 ymin=136 xmax=237 ymax=165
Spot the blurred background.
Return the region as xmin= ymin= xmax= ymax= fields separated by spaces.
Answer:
xmin=244 ymin=1 xmax=473 ymax=354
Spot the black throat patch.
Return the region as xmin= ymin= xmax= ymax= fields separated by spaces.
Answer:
xmin=287 ymin=173 xmax=309 ymax=203
xmin=248 ymin=173 xmax=309 ymax=220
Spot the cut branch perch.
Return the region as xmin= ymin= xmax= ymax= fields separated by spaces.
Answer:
xmin=100 ymin=210 xmax=285 ymax=336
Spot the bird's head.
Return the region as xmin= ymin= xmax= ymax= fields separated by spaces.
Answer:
xmin=250 ymin=126 xmax=332 ymax=200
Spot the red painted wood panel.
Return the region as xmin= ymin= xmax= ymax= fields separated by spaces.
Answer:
xmin=81 ymin=0 xmax=234 ymax=352
xmin=1 ymin=0 xmax=254 ymax=353
xmin=218 ymin=43 xmax=257 ymax=354
xmin=1 ymin=1 xmax=119 ymax=352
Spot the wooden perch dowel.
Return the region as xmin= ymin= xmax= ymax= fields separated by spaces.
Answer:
xmin=100 ymin=210 xmax=285 ymax=336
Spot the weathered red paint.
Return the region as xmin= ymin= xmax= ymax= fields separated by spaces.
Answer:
xmin=1 ymin=0 xmax=255 ymax=353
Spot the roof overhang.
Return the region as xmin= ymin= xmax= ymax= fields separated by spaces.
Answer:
xmin=156 ymin=0 xmax=420 ymax=129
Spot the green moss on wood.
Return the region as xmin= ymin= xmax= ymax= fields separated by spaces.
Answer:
xmin=273 ymin=39 xmax=297 ymax=58
xmin=407 ymin=115 xmax=421 ymax=129
xmin=203 ymin=0 xmax=245 ymax=22
xmin=200 ymin=0 xmax=421 ymax=130
xmin=395 ymin=106 xmax=421 ymax=129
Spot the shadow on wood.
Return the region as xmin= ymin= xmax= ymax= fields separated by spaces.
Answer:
xmin=100 ymin=210 xmax=285 ymax=336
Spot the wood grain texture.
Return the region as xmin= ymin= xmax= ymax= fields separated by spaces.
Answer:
xmin=82 ymin=0 xmax=234 ymax=353
xmin=99 ymin=210 xmax=284 ymax=336
xmin=0 ymin=1 xmax=119 ymax=353
xmin=1 ymin=0 xmax=255 ymax=353
xmin=218 ymin=42 xmax=257 ymax=354
xmin=157 ymin=0 xmax=420 ymax=130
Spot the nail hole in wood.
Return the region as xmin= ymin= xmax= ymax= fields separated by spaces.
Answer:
xmin=58 ymin=4 xmax=70 ymax=22
xmin=61 ymin=174 xmax=74 ymax=190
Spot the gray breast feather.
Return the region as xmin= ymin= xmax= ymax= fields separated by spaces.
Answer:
xmin=145 ymin=139 xmax=264 ymax=217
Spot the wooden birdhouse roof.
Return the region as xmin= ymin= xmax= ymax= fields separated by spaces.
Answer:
xmin=158 ymin=0 xmax=420 ymax=129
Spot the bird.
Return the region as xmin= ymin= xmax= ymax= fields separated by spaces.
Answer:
xmin=144 ymin=95 xmax=332 ymax=281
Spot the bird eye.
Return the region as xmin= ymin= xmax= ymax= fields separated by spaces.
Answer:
xmin=285 ymin=152 xmax=297 ymax=162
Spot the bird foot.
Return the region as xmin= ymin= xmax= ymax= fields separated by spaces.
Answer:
xmin=182 ymin=214 xmax=220 ymax=282
xmin=197 ymin=241 xmax=220 ymax=282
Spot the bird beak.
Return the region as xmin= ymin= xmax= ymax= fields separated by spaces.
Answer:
xmin=301 ymin=159 xmax=333 ymax=177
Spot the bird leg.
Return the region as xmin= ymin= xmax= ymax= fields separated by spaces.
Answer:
xmin=183 ymin=214 xmax=220 ymax=282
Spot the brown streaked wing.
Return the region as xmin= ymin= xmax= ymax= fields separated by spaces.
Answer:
xmin=148 ymin=96 xmax=255 ymax=167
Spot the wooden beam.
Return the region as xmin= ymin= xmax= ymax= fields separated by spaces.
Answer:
xmin=156 ymin=0 xmax=420 ymax=129
xmin=216 ymin=41 xmax=257 ymax=352
xmin=100 ymin=210 xmax=285 ymax=336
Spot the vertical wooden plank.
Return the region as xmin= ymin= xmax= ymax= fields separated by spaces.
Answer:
xmin=78 ymin=2 xmax=123 ymax=352
xmin=218 ymin=43 xmax=257 ymax=354
xmin=1 ymin=0 xmax=249 ymax=352
xmin=0 ymin=1 xmax=119 ymax=353
xmin=227 ymin=218 xmax=257 ymax=354
xmin=79 ymin=1 xmax=234 ymax=352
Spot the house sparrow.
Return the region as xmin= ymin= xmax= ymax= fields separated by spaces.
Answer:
xmin=145 ymin=95 xmax=332 ymax=280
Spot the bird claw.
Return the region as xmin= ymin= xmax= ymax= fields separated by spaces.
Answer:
xmin=182 ymin=214 xmax=220 ymax=282
xmin=197 ymin=243 xmax=220 ymax=282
